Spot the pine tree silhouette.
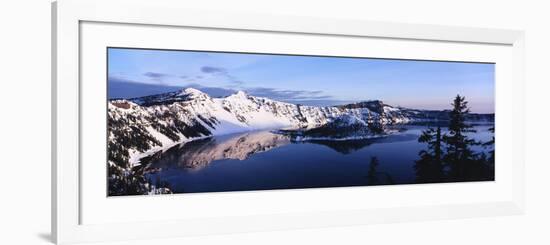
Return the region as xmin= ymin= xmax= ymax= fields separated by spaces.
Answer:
xmin=481 ymin=126 xmax=496 ymax=180
xmin=442 ymin=95 xmax=480 ymax=181
xmin=415 ymin=126 xmax=445 ymax=183
xmin=484 ymin=127 xmax=495 ymax=163
xmin=414 ymin=95 xmax=495 ymax=183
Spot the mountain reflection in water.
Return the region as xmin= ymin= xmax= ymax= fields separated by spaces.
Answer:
xmin=143 ymin=130 xmax=419 ymax=171
xmin=138 ymin=124 xmax=493 ymax=194
xmin=144 ymin=131 xmax=291 ymax=170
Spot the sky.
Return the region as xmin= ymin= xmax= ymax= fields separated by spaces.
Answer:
xmin=108 ymin=47 xmax=495 ymax=113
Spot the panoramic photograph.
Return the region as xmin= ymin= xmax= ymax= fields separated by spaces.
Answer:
xmin=107 ymin=47 xmax=495 ymax=196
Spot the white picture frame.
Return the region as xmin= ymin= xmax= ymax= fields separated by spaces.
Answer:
xmin=52 ymin=0 xmax=525 ymax=244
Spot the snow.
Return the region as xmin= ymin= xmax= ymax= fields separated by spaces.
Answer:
xmin=146 ymin=126 xmax=176 ymax=146
xmin=178 ymin=87 xmax=207 ymax=97
xmin=209 ymin=118 xmax=251 ymax=135
xmin=127 ymin=134 xmax=212 ymax=167
xmin=233 ymin=90 xmax=248 ymax=98
xmin=334 ymin=114 xmax=368 ymax=126
xmin=384 ymin=106 xmax=399 ymax=112
xmin=109 ymin=88 xmax=423 ymax=167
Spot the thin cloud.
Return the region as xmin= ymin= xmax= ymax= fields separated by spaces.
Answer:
xmin=108 ymin=75 xmax=136 ymax=84
xmin=111 ymin=74 xmax=333 ymax=102
xmin=109 ymin=76 xmax=338 ymax=105
xmin=184 ymin=83 xmax=237 ymax=97
xmin=285 ymin=99 xmax=355 ymax=107
xmin=245 ymin=87 xmax=334 ymax=101
xmin=142 ymin=72 xmax=174 ymax=85
xmin=143 ymin=72 xmax=170 ymax=79
xmin=108 ymin=75 xmax=183 ymax=99
xmin=201 ymin=66 xmax=227 ymax=74
xmin=200 ymin=66 xmax=244 ymax=86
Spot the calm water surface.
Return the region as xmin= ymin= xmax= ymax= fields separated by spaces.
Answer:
xmin=144 ymin=124 xmax=494 ymax=193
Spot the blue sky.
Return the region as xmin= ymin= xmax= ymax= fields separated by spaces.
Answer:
xmin=108 ymin=48 xmax=495 ymax=113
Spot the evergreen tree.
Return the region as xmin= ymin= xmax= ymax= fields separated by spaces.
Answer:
xmin=483 ymin=127 xmax=495 ymax=163
xmin=442 ymin=95 xmax=479 ymax=180
xmin=414 ymin=126 xmax=445 ymax=182
xmin=480 ymin=127 xmax=496 ymax=180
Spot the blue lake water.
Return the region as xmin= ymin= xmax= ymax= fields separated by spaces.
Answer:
xmin=144 ymin=124 xmax=494 ymax=193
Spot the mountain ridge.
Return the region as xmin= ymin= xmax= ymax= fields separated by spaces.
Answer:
xmin=108 ymin=88 xmax=493 ymax=169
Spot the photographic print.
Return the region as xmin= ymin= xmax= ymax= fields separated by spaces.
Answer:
xmin=107 ymin=47 xmax=495 ymax=196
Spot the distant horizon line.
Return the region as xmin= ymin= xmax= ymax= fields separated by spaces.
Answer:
xmin=108 ymin=85 xmax=494 ymax=114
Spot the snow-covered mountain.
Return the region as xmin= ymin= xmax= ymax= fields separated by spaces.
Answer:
xmin=108 ymin=88 xmax=493 ymax=169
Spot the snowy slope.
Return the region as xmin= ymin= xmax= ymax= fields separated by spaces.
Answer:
xmin=108 ymin=88 xmax=492 ymax=168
